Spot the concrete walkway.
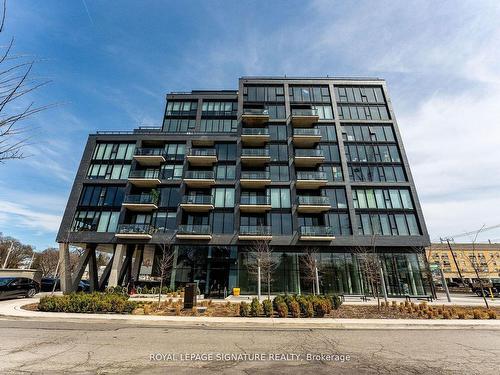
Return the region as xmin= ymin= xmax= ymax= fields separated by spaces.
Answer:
xmin=1 ymin=297 xmax=499 ymax=330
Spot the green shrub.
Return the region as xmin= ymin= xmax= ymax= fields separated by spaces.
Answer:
xmin=273 ymin=295 xmax=285 ymax=310
xmin=276 ymin=302 xmax=288 ymax=318
xmin=39 ymin=292 xmax=137 ymax=314
xmin=329 ymin=295 xmax=342 ymax=310
xmin=290 ymin=301 xmax=300 ymax=318
xmin=239 ymin=301 xmax=250 ymax=317
xmin=250 ymin=298 xmax=262 ymax=317
xmin=262 ymin=299 xmax=273 ymax=317
xmin=306 ymin=301 xmax=314 ymax=318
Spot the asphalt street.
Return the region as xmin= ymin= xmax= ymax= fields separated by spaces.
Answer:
xmin=1 ymin=317 xmax=499 ymax=374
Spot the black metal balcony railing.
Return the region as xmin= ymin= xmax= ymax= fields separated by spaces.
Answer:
xmin=241 ymin=148 xmax=270 ymax=157
xmin=184 ymin=171 xmax=215 ymax=179
xmin=177 ymin=224 xmax=212 ymax=235
xmin=134 ymin=148 xmax=165 ymax=157
xmin=181 ymin=195 xmax=213 ymax=205
xmin=295 ymin=149 xmax=324 ymax=157
xmin=123 ymin=194 xmax=158 ymax=205
xmin=242 ymin=128 xmax=270 ymax=136
xmin=240 ymin=171 xmax=270 ymax=180
xmin=299 ymin=226 xmax=334 ymax=237
xmin=240 ymin=195 xmax=271 ymax=205
xmin=291 ymin=108 xmax=319 ymax=116
xmin=296 ymin=171 xmax=327 ymax=180
xmin=116 ymin=224 xmax=155 ymax=235
xmin=189 ymin=148 xmax=217 ymax=157
xmin=239 ymin=225 xmax=272 ymax=236
xmin=128 ymin=170 xmax=160 ymax=179
xmin=165 ymin=110 xmax=197 ymax=117
xmin=297 ymin=196 xmax=330 ymax=205
xmin=293 ymin=128 xmax=321 ymax=136
xmin=243 ymin=108 xmax=269 ymax=116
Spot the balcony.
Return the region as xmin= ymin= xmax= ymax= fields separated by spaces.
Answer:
xmin=296 ymin=171 xmax=328 ymax=189
xmin=241 ymin=108 xmax=270 ymax=125
xmin=239 ymin=195 xmax=272 ymax=213
xmin=133 ymin=148 xmax=166 ymax=166
xmin=176 ymin=224 xmax=212 ymax=240
xmin=294 ymin=149 xmax=325 ymax=167
xmin=241 ymin=148 xmax=270 ymax=165
xmin=128 ymin=170 xmax=161 ymax=187
xmin=115 ymin=224 xmax=154 ymax=240
xmin=122 ymin=194 xmax=158 ymax=211
xmin=292 ymin=128 xmax=322 ymax=147
xmin=180 ymin=195 xmax=214 ymax=212
xmin=299 ymin=226 xmax=335 ymax=241
xmin=238 ymin=225 xmax=272 ymax=241
xmin=184 ymin=171 xmax=215 ymax=187
xmin=241 ymin=127 xmax=270 ymax=146
xmin=290 ymin=109 xmax=319 ymax=127
xmin=297 ymin=196 xmax=331 ymax=213
xmin=187 ymin=149 xmax=217 ymax=166
xmin=240 ymin=171 xmax=271 ymax=188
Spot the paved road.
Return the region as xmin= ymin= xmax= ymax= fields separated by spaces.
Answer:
xmin=1 ymin=318 xmax=499 ymax=374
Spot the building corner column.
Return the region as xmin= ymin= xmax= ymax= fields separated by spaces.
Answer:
xmin=108 ymin=244 xmax=126 ymax=287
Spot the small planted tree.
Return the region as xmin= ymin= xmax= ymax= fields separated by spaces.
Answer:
xmin=301 ymin=247 xmax=320 ymax=294
xmin=246 ymin=239 xmax=278 ymax=300
xmin=157 ymin=240 xmax=175 ymax=307
xmin=355 ymin=235 xmax=384 ymax=310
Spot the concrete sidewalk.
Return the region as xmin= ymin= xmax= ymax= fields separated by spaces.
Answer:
xmin=1 ymin=297 xmax=500 ymax=330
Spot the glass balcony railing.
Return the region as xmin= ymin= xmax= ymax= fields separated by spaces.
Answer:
xmin=242 ymin=128 xmax=269 ymax=136
xmin=299 ymin=226 xmax=334 ymax=237
xmin=123 ymin=194 xmax=158 ymax=205
xmin=297 ymin=196 xmax=330 ymax=205
xmin=240 ymin=171 xmax=270 ymax=180
xmin=293 ymin=128 xmax=321 ymax=136
xmin=240 ymin=195 xmax=271 ymax=205
xmin=134 ymin=148 xmax=165 ymax=156
xmin=128 ymin=170 xmax=160 ymax=179
xmin=177 ymin=224 xmax=212 ymax=235
xmin=295 ymin=149 xmax=324 ymax=157
xmin=188 ymin=148 xmax=217 ymax=157
xmin=239 ymin=225 xmax=272 ymax=236
xmin=243 ymin=108 xmax=269 ymax=116
xmin=291 ymin=108 xmax=319 ymax=117
xmin=181 ymin=195 xmax=213 ymax=205
xmin=184 ymin=171 xmax=215 ymax=179
xmin=241 ymin=148 xmax=270 ymax=157
xmin=116 ymin=224 xmax=154 ymax=235
xmin=296 ymin=171 xmax=327 ymax=180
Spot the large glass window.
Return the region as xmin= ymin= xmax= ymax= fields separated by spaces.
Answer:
xmin=163 ymin=118 xmax=196 ymax=133
xmin=269 ymin=188 xmax=291 ymax=208
xmin=320 ymin=144 xmax=340 ymax=162
xmin=215 ymin=164 xmax=236 ymax=180
xmin=318 ymin=125 xmax=337 ymax=141
xmin=269 ymin=125 xmax=288 ymax=141
xmin=323 ymin=188 xmax=347 ymax=209
xmin=72 ymin=211 xmax=120 ymax=232
xmin=79 ymin=185 xmax=124 ymax=207
xmin=153 ymin=211 xmax=177 ymax=232
xmin=289 ymin=86 xmax=331 ymax=103
xmin=200 ymin=119 xmax=237 ymax=133
xmin=269 ymin=144 xmax=288 ymax=161
xmin=326 ymin=213 xmax=351 ymax=235
xmin=159 ymin=187 xmax=181 ymax=207
xmin=166 ymin=101 xmax=197 ymax=115
xmin=312 ymin=105 xmax=334 ymax=120
xmin=164 ymin=144 xmax=185 ymax=161
xmin=244 ymin=86 xmax=285 ymax=102
xmin=353 ymin=188 xmax=414 ymax=210
xmin=214 ymin=188 xmax=235 ymax=208
xmin=201 ymin=101 xmax=237 ymax=116
xmin=270 ymin=165 xmax=289 ymax=181
xmin=215 ymin=143 xmax=237 ymax=160
xmin=338 ymin=105 xmax=389 ymax=120
xmin=270 ymin=213 xmax=292 ymax=234
xmin=266 ymin=105 xmax=286 ymax=119
xmin=324 ymin=165 xmax=343 ymax=182
xmin=212 ymin=212 xmax=234 ymax=233
xmin=92 ymin=143 xmax=135 ymax=161
xmin=356 ymin=213 xmax=420 ymax=236
xmin=161 ymin=164 xmax=183 ymax=180
xmin=335 ymin=86 xmax=385 ymax=104
xmin=342 ymin=125 xmax=395 ymax=142
xmin=87 ymin=164 xmax=130 ymax=180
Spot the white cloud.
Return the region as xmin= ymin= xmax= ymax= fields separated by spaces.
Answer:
xmin=0 ymin=200 xmax=62 ymax=233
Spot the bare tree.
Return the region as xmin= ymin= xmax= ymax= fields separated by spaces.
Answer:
xmin=157 ymin=241 xmax=175 ymax=307
xmin=459 ymin=225 xmax=495 ymax=309
xmin=33 ymin=247 xmax=58 ymax=276
xmin=0 ymin=233 xmax=34 ymax=268
xmin=0 ymin=0 xmax=52 ymax=163
xmin=301 ymin=247 xmax=320 ymax=294
xmin=246 ymin=239 xmax=278 ymax=300
xmin=355 ymin=235 xmax=383 ymax=309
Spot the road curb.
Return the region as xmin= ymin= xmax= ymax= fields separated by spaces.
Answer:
xmin=0 ymin=298 xmax=499 ymax=330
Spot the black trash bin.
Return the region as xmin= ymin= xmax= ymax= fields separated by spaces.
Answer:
xmin=184 ymin=283 xmax=197 ymax=309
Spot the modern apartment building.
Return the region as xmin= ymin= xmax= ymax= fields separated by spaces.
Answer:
xmin=57 ymin=76 xmax=431 ymax=297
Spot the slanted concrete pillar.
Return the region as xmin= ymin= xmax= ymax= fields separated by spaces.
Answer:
xmin=59 ymin=243 xmax=72 ymax=294
xmin=108 ymin=244 xmax=126 ymax=287
xmin=131 ymin=245 xmax=143 ymax=282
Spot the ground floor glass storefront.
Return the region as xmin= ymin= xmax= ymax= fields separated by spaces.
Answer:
xmin=149 ymin=245 xmax=429 ymax=297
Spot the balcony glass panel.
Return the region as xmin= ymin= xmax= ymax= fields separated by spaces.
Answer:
xmin=297 ymin=196 xmax=330 ymax=205
xmin=241 ymin=149 xmax=270 ymax=156
xmin=291 ymin=108 xmax=319 ymax=116
xmin=239 ymin=225 xmax=272 ymax=235
xmin=123 ymin=194 xmax=158 ymax=205
xmin=296 ymin=171 xmax=327 ymax=180
xmin=299 ymin=226 xmax=334 ymax=236
xmin=129 ymin=170 xmax=160 ymax=179
xmin=177 ymin=224 xmax=211 ymax=234
xmin=240 ymin=196 xmax=271 ymax=205
xmin=181 ymin=195 xmax=213 ymax=205
xmin=184 ymin=171 xmax=215 ymax=179
xmin=189 ymin=149 xmax=216 ymax=156
xmin=240 ymin=171 xmax=270 ymax=180
xmin=116 ymin=224 xmax=154 ymax=234
xmin=242 ymin=128 xmax=269 ymax=135
xmin=295 ymin=149 xmax=324 ymax=157
xmin=134 ymin=148 xmax=165 ymax=156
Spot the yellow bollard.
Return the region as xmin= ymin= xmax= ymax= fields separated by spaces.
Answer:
xmin=233 ymin=287 xmax=240 ymax=296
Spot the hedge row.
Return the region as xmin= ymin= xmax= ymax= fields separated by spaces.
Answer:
xmin=240 ymin=294 xmax=342 ymax=318
xmin=38 ymin=292 xmax=137 ymax=314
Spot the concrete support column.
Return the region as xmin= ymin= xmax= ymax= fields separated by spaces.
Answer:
xmin=108 ymin=244 xmax=126 ymax=287
xmin=58 ymin=243 xmax=72 ymax=294
xmin=131 ymin=245 xmax=144 ymax=282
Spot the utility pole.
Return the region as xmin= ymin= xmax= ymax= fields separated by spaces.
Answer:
xmin=314 ymin=259 xmax=320 ymax=296
xmin=257 ymin=258 xmax=261 ymax=301
xmin=2 ymin=242 xmax=14 ymax=269
xmin=442 ymin=238 xmax=466 ymax=287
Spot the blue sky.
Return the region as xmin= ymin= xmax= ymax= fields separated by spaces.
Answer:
xmin=1 ymin=0 xmax=500 ymax=249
